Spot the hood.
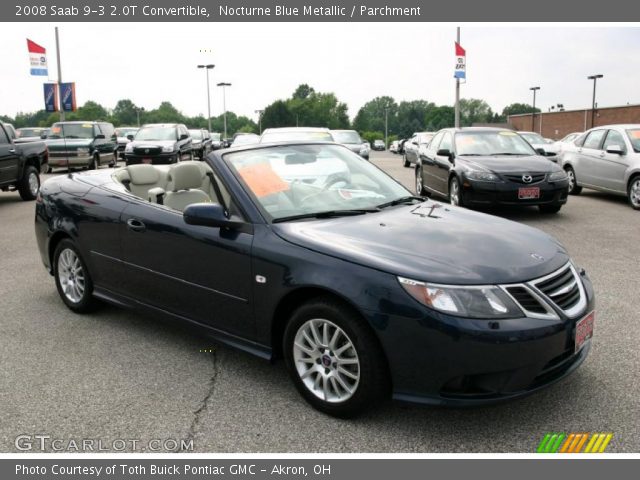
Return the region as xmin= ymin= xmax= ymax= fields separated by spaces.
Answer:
xmin=461 ymin=155 xmax=561 ymax=173
xmin=46 ymin=138 xmax=92 ymax=149
xmin=116 ymin=136 xmax=131 ymax=143
xmin=272 ymin=202 xmax=568 ymax=285
xmin=129 ymin=140 xmax=176 ymax=148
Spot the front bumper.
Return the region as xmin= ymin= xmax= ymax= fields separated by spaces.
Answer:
xmin=125 ymin=152 xmax=178 ymax=165
xmin=367 ymin=273 xmax=595 ymax=406
xmin=461 ymin=177 xmax=569 ymax=207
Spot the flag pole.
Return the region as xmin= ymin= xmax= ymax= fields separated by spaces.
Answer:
xmin=454 ymin=27 xmax=460 ymax=129
xmin=55 ymin=27 xmax=65 ymax=121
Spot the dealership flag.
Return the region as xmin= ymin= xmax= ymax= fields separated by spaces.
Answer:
xmin=27 ymin=39 xmax=48 ymax=76
xmin=455 ymin=42 xmax=466 ymax=80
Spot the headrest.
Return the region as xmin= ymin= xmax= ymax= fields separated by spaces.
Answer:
xmin=113 ymin=168 xmax=131 ymax=183
xmin=169 ymin=162 xmax=205 ymax=191
xmin=127 ymin=164 xmax=161 ymax=185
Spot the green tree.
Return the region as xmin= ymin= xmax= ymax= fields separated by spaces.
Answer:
xmin=262 ymin=100 xmax=295 ymax=129
xmin=396 ymin=100 xmax=435 ymax=137
xmin=424 ymin=106 xmax=455 ymax=130
xmin=112 ymin=99 xmax=140 ymax=126
xmin=502 ymin=103 xmax=540 ymax=118
xmin=353 ymin=96 xmax=397 ymax=135
xmin=144 ymin=101 xmax=185 ymax=124
xmin=459 ymin=98 xmax=494 ymax=126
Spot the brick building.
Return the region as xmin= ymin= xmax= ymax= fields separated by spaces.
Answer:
xmin=508 ymin=104 xmax=640 ymax=140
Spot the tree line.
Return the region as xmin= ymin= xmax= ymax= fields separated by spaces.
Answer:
xmin=1 ymin=85 xmax=539 ymax=141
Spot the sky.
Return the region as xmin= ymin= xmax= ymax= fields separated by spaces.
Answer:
xmin=2 ymin=23 xmax=639 ymax=123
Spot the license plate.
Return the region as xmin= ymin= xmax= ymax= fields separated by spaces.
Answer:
xmin=142 ymin=158 xmax=152 ymax=164
xmin=518 ymin=186 xmax=540 ymax=199
xmin=574 ymin=311 xmax=595 ymax=353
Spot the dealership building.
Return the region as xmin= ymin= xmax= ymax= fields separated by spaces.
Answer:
xmin=508 ymin=103 xmax=640 ymax=140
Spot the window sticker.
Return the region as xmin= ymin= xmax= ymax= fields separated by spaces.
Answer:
xmin=237 ymin=163 xmax=289 ymax=198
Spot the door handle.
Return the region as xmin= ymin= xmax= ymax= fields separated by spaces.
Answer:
xmin=8 ymin=149 xmax=16 ymax=154
xmin=126 ymin=218 xmax=146 ymax=232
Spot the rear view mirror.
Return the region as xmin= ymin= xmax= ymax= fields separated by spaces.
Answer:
xmin=95 ymin=134 xmax=106 ymax=139
xmin=606 ymin=145 xmax=625 ymax=155
xmin=285 ymin=153 xmax=316 ymax=165
xmin=40 ymin=134 xmax=47 ymax=139
xmin=183 ymin=203 xmax=243 ymax=229
xmin=179 ymin=134 xmax=189 ymax=140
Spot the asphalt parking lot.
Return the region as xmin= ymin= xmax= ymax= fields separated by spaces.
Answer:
xmin=1 ymin=150 xmax=638 ymax=453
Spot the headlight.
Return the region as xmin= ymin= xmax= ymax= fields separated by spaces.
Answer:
xmin=398 ymin=277 xmax=523 ymax=319
xmin=76 ymin=147 xmax=90 ymax=155
xmin=162 ymin=145 xmax=175 ymax=153
xmin=548 ymin=170 xmax=568 ymax=181
xmin=466 ymin=170 xmax=499 ymax=182
xmin=359 ymin=145 xmax=369 ymax=154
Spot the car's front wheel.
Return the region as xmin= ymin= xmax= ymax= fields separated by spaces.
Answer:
xmin=283 ymin=297 xmax=389 ymax=418
xmin=565 ymin=166 xmax=582 ymax=195
xmin=628 ymin=175 xmax=640 ymax=210
xmin=415 ymin=165 xmax=425 ymax=196
xmin=18 ymin=166 xmax=40 ymax=201
xmin=53 ymin=239 xmax=96 ymax=313
xmin=449 ymin=176 xmax=463 ymax=207
xmin=403 ymin=154 xmax=410 ymax=168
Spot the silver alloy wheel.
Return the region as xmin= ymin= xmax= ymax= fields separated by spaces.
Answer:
xmin=450 ymin=179 xmax=460 ymax=206
xmin=630 ymin=178 xmax=640 ymax=208
xmin=416 ymin=167 xmax=423 ymax=194
xmin=567 ymin=169 xmax=576 ymax=192
xmin=293 ymin=318 xmax=360 ymax=403
xmin=28 ymin=171 xmax=39 ymax=196
xmin=57 ymin=248 xmax=86 ymax=304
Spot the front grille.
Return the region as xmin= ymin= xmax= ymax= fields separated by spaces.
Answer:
xmin=534 ymin=264 xmax=581 ymax=311
xmin=503 ymin=173 xmax=546 ymax=184
xmin=133 ymin=146 xmax=162 ymax=156
xmin=505 ymin=286 xmax=546 ymax=314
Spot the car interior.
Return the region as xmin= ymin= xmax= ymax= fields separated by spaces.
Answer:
xmin=112 ymin=161 xmax=232 ymax=213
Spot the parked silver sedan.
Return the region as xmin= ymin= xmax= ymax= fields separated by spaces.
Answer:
xmin=560 ymin=124 xmax=640 ymax=209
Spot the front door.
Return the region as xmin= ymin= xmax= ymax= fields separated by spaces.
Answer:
xmin=0 ymin=126 xmax=19 ymax=184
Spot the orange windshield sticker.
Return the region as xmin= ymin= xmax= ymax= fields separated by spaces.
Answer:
xmin=51 ymin=126 xmax=61 ymax=133
xmin=237 ymin=163 xmax=289 ymax=197
xmin=630 ymin=130 xmax=640 ymax=139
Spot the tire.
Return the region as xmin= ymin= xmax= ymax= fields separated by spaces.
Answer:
xmin=539 ymin=204 xmax=562 ymax=214
xmin=88 ymin=155 xmax=98 ymax=171
xmin=53 ymin=239 xmax=97 ymax=313
xmin=18 ymin=166 xmax=40 ymax=201
xmin=110 ymin=151 xmax=118 ymax=168
xmin=449 ymin=176 xmax=463 ymax=207
xmin=565 ymin=166 xmax=582 ymax=195
xmin=403 ymin=154 xmax=410 ymax=168
xmin=628 ymin=175 xmax=640 ymax=210
xmin=415 ymin=165 xmax=425 ymax=196
xmin=283 ymin=297 xmax=389 ymax=418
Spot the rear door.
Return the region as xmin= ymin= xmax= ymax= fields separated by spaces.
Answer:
xmin=0 ymin=126 xmax=20 ymax=184
xmin=598 ymin=129 xmax=630 ymax=193
xmin=420 ymin=131 xmax=444 ymax=194
xmin=576 ymin=129 xmax=607 ymax=186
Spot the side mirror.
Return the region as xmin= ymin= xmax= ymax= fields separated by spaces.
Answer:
xmin=40 ymin=134 xmax=47 ymax=139
xmin=412 ymin=140 xmax=418 ymax=145
xmin=535 ymin=147 xmax=546 ymax=156
xmin=606 ymin=145 xmax=625 ymax=155
xmin=183 ymin=203 xmax=243 ymax=229
xmin=126 ymin=134 xmax=134 ymax=141
xmin=179 ymin=133 xmax=189 ymax=140
xmin=95 ymin=134 xmax=106 ymax=139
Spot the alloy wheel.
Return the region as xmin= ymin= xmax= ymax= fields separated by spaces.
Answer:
xmin=292 ymin=318 xmax=360 ymax=403
xmin=567 ymin=169 xmax=576 ymax=192
xmin=630 ymin=178 xmax=640 ymax=208
xmin=28 ymin=171 xmax=39 ymax=197
xmin=57 ymin=248 xmax=86 ymax=304
xmin=450 ymin=178 xmax=460 ymax=206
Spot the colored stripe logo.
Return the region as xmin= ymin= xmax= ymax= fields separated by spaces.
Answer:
xmin=537 ymin=433 xmax=613 ymax=453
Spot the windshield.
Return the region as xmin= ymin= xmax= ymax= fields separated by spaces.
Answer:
xmin=211 ymin=133 xmax=221 ymax=141
xmin=520 ymin=132 xmax=545 ymax=144
xmin=48 ymin=123 xmax=95 ymax=140
xmin=374 ymin=140 xmax=384 ymax=145
xmin=17 ymin=128 xmax=44 ymax=137
xmin=417 ymin=133 xmax=434 ymax=145
xmin=189 ymin=130 xmax=203 ymax=140
xmin=224 ymin=144 xmax=409 ymax=221
xmin=627 ymin=129 xmax=640 ymax=152
xmin=232 ymin=134 xmax=259 ymax=146
xmin=455 ymin=131 xmax=536 ymax=156
xmin=115 ymin=128 xmax=138 ymax=137
xmin=261 ymin=131 xmax=333 ymax=143
xmin=332 ymin=131 xmax=361 ymax=144
xmin=135 ymin=126 xmax=177 ymax=141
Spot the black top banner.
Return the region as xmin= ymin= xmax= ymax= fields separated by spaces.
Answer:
xmin=6 ymin=0 xmax=640 ymax=21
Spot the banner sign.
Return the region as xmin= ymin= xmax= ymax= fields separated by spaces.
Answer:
xmin=455 ymin=41 xmax=466 ymax=80
xmin=27 ymin=38 xmax=48 ymax=76
xmin=60 ymin=82 xmax=77 ymax=112
xmin=43 ymin=83 xmax=58 ymax=112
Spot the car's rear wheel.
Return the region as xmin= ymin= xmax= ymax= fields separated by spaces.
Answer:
xmin=628 ymin=175 xmax=640 ymax=210
xmin=415 ymin=165 xmax=425 ymax=196
xmin=403 ymin=154 xmax=410 ymax=168
xmin=449 ymin=176 xmax=463 ymax=207
xmin=283 ymin=297 xmax=389 ymax=418
xmin=89 ymin=154 xmax=98 ymax=170
xmin=18 ymin=166 xmax=40 ymax=201
xmin=54 ymin=239 xmax=96 ymax=313
xmin=565 ymin=166 xmax=582 ymax=195
xmin=539 ymin=204 xmax=562 ymax=214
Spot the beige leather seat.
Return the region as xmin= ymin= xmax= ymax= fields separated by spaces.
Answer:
xmin=164 ymin=162 xmax=211 ymax=212
xmin=114 ymin=164 xmax=169 ymax=199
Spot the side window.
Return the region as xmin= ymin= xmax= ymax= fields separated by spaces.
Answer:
xmin=0 ymin=126 xmax=10 ymax=144
xmin=101 ymin=123 xmax=115 ymax=139
xmin=583 ymin=130 xmax=606 ymax=150
xmin=430 ymin=132 xmax=444 ymax=151
xmin=574 ymin=133 xmax=587 ymax=147
xmin=439 ymin=133 xmax=453 ymax=152
xmin=603 ymin=130 xmax=626 ymax=153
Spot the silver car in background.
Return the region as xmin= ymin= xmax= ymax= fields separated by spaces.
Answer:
xmin=403 ymin=131 xmax=435 ymax=167
xmin=331 ymin=129 xmax=369 ymax=159
xmin=560 ymin=124 xmax=640 ymax=209
xmin=519 ymin=131 xmax=560 ymax=161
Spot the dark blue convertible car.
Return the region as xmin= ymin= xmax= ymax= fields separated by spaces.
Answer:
xmin=34 ymin=142 xmax=595 ymax=417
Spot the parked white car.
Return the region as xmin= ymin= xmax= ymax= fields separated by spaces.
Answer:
xmin=518 ymin=131 xmax=560 ymax=161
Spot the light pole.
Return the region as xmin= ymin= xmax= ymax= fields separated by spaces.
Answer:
xmin=529 ymin=86 xmax=540 ymax=131
xmin=384 ymin=106 xmax=389 ymax=150
xmin=217 ymin=82 xmax=232 ymax=139
xmin=136 ymin=107 xmax=145 ymax=127
xmin=197 ymin=64 xmax=215 ymax=132
xmin=254 ymin=109 xmax=264 ymax=134
xmin=588 ymin=74 xmax=603 ymax=128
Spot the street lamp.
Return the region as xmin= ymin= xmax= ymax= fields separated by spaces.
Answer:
xmin=136 ymin=107 xmax=145 ymax=127
xmin=197 ymin=64 xmax=215 ymax=132
xmin=384 ymin=106 xmax=389 ymax=150
xmin=529 ymin=86 xmax=540 ymax=131
xmin=254 ymin=109 xmax=264 ymax=134
xmin=588 ymin=74 xmax=603 ymax=128
xmin=217 ymin=82 xmax=232 ymax=139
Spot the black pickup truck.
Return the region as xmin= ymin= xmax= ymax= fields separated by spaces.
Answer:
xmin=0 ymin=122 xmax=49 ymax=201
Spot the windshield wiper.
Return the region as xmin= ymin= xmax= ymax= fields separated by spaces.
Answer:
xmin=458 ymin=153 xmax=486 ymax=156
xmin=489 ymin=152 xmax=527 ymax=156
xmin=376 ymin=196 xmax=426 ymax=209
xmin=272 ymin=208 xmax=380 ymax=223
